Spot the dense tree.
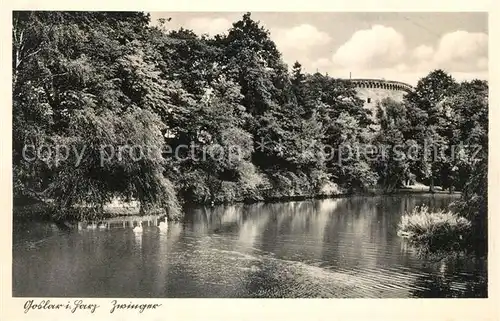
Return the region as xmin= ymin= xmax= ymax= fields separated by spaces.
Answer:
xmin=404 ymin=70 xmax=459 ymax=192
xmin=13 ymin=11 xmax=181 ymax=218
xmin=373 ymin=98 xmax=411 ymax=192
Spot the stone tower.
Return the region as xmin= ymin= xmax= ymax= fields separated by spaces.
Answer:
xmin=349 ymin=78 xmax=413 ymax=110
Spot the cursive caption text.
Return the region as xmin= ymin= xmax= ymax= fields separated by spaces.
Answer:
xmin=23 ymin=299 xmax=162 ymax=314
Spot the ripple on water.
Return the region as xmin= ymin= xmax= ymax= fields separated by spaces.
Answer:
xmin=192 ymin=246 xmax=410 ymax=298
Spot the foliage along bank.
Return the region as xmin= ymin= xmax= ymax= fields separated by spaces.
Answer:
xmin=13 ymin=12 xmax=488 ymax=222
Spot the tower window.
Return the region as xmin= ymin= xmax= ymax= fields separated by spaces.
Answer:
xmin=367 ymin=98 xmax=371 ymax=103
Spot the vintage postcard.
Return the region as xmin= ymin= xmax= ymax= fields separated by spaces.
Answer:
xmin=1 ymin=1 xmax=498 ymax=321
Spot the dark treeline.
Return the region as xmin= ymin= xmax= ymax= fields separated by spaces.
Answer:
xmin=13 ymin=11 xmax=488 ymax=235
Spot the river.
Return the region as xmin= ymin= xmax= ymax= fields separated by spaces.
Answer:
xmin=12 ymin=194 xmax=487 ymax=298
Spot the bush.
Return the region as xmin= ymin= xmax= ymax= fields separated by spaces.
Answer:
xmin=398 ymin=205 xmax=471 ymax=252
xmin=317 ymin=180 xmax=343 ymax=197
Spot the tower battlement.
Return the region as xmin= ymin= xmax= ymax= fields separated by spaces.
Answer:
xmin=349 ymin=78 xmax=413 ymax=92
xmin=346 ymin=78 xmax=414 ymax=109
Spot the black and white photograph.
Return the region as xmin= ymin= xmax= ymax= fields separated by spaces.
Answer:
xmin=11 ymin=10 xmax=489 ymax=299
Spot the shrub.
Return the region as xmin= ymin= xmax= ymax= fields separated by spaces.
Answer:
xmin=398 ymin=205 xmax=472 ymax=252
xmin=318 ymin=181 xmax=342 ymax=196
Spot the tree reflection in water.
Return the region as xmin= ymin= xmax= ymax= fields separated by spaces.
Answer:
xmin=401 ymin=241 xmax=487 ymax=298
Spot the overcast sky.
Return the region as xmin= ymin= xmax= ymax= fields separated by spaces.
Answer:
xmin=149 ymin=12 xmax=488 ymax=86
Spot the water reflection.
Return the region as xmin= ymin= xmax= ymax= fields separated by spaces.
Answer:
xmin=134 ymin=230 xmax=142 ymax=250
xmin=13 ymin=194 xmax=486 ymax=298
xmin=409 ymin=255 xmax=487 ymax=298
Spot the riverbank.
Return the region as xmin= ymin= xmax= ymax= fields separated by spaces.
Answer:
xmin=13 ymin=184 xmax=460 ymax=224
xmin=12 ymin=194 xmax=162 ymax=221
